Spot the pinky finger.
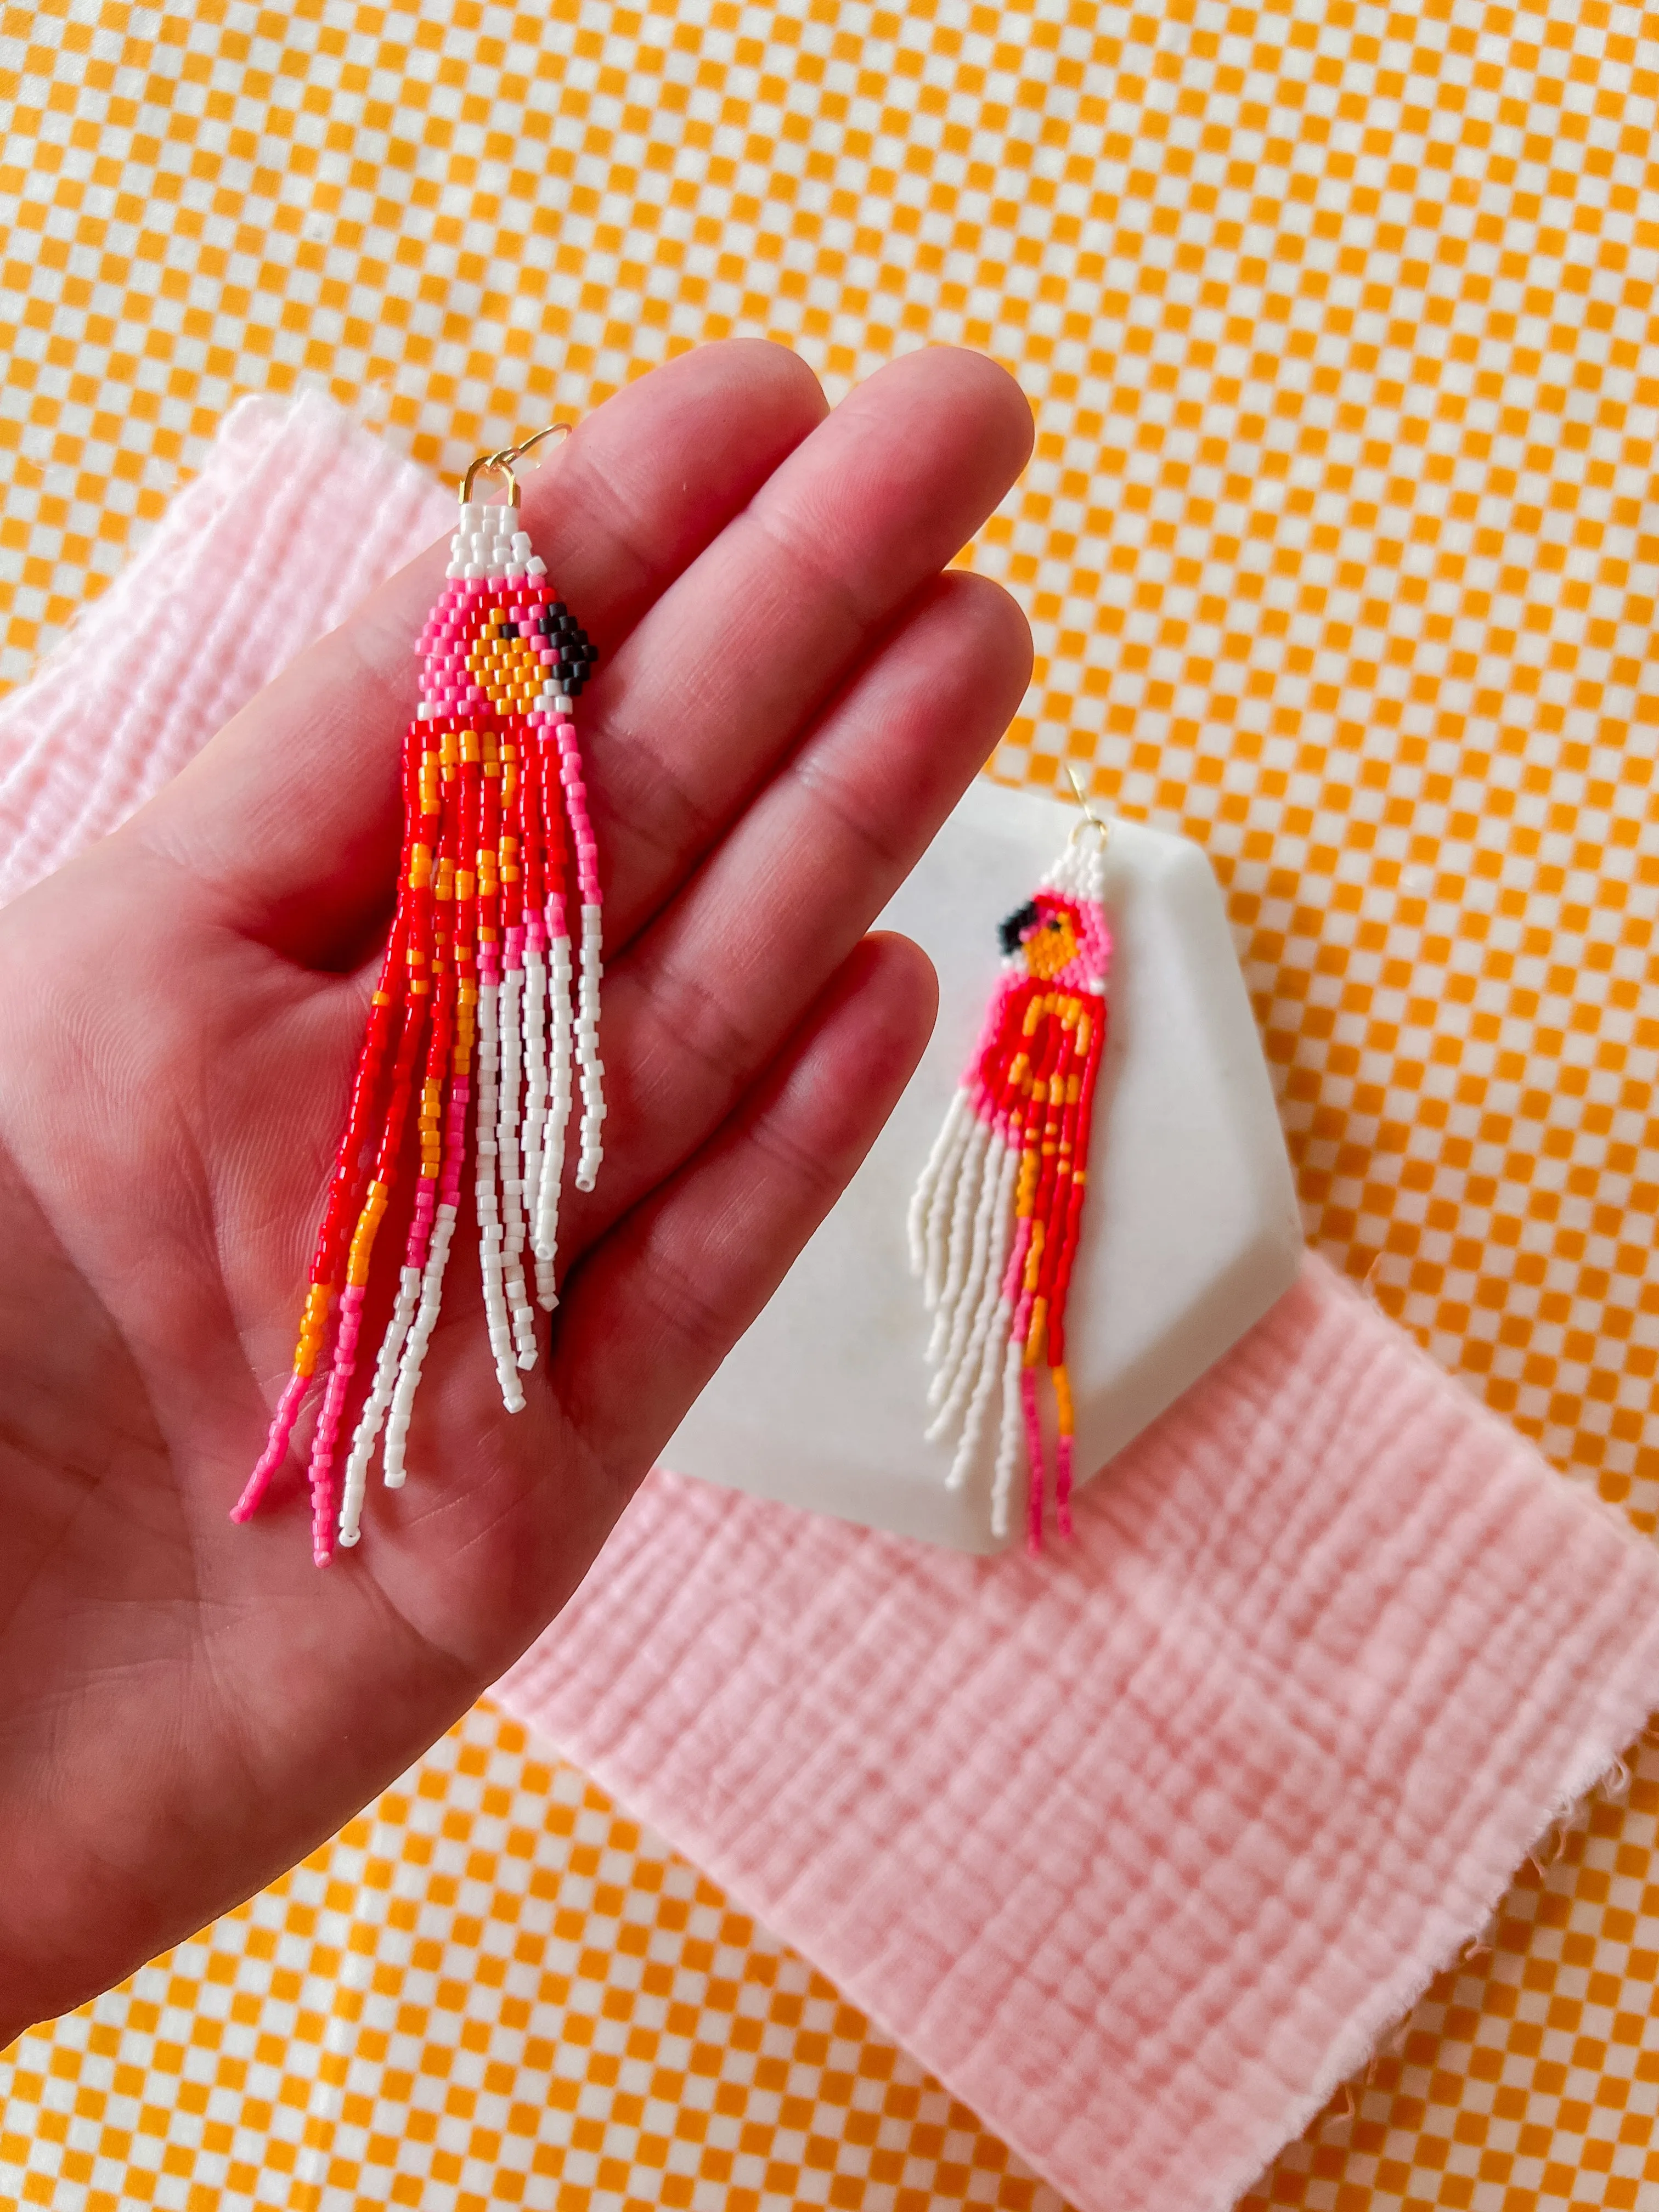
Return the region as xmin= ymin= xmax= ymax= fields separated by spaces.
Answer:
xmin=549 ymin=932 xmax=938 ymax=1484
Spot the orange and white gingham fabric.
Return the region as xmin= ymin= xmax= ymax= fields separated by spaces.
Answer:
xmin=2 ymin=2 xmax=1658 ymax=2208
xmin=1 ymin=1702 xmax=1064 ymax=2210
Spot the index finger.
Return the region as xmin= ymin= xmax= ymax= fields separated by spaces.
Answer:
xmin=125 ymin=341 xmax=831 ymax=967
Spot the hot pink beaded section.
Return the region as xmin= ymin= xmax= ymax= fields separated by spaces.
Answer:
xmin=235 ymin=486 xmax=603 ymax=1565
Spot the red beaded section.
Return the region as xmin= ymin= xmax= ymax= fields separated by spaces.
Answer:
xmin=236 ymin=508 xmax=603 ymax=1561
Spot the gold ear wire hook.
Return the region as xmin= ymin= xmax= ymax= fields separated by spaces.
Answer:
xmin=459 ymin=450 xmax=518 ymax=507
xmin=505 ymin=420 xmax=571 ymax=469
xmin=1064 ymin=763 xmax=1112 ymax=850
xmin=458 ymin=419 xmax=572 ymax=510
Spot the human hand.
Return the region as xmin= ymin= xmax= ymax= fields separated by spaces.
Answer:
xmin=0 ymin=340 xmax=1032 ymax=2041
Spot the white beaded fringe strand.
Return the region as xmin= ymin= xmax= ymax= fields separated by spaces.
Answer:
xmin=928 ymin=1130 xmax=1012 ymax=1418
xmin=574 ymin=901 xmax=605 ymax=1193
xmin=475 ymin=978 xmax=526 ymax=1414
xmin=496 ymin=961 xmax=538 ymax=1369
xmin=383 ymin=1202 xmax=459 ymax=1488
xmin=533 ymin=928 xmax=575 ymax=1308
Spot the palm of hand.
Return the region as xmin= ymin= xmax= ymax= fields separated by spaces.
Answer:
xmin=0 ymin=342 xmax=1031 ymax=2042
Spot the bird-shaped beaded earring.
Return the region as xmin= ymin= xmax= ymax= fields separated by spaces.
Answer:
xmin=234 ymin=423 xmax=604 ymax=1565
xmin=909 ymin=770 xmax=1110 ymax=1553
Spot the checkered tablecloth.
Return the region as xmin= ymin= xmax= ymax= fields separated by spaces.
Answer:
xmin=4 ymin=2 xmax=1659 ymax=2207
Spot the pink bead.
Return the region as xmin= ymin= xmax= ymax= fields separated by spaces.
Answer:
xmin=232 ymin=1369 xmax=311 ymax=1523
xmin=1022 ymin=1367 xmax=1046 ymax=1556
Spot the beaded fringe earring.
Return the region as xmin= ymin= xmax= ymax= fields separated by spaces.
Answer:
xmin=909 ymin=781 xmax=1110 ymax=1552
xmin=234 ymin=424 xmax=605 ymax=1565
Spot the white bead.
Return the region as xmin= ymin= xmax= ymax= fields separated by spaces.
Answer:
xmin=383 ymin=1205 xmax=459 ymax=1488
xmin=338 ymin=1265 xmax=424 ymax=1547
xmin=989 ymin=1336 xmax=1026 ymax=1539
xmin=930 ymin=1135 xmax=1015 ymax=1429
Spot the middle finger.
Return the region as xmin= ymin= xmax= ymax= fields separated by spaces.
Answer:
xmin=585 ymin=345 xmax=1034 ymax=947
xmin=574 ymin=566 xmax=1032 ymax=1243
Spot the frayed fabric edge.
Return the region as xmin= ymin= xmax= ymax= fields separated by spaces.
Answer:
xmin=1213 ymin=1723 xmax=1656 ymax=2212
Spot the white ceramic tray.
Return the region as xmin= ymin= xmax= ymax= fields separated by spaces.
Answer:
xmin=663 ymin=781 xmax=1304 ymax=1550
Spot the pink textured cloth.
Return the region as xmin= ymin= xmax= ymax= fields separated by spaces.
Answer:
xmin=0 ymin=392 xmax=449 ymax=906
xmin=6 ymin=396 xmax=1659 ymax=2212
xmin=503 ymin=1273 xmax=1659 ymax=2211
